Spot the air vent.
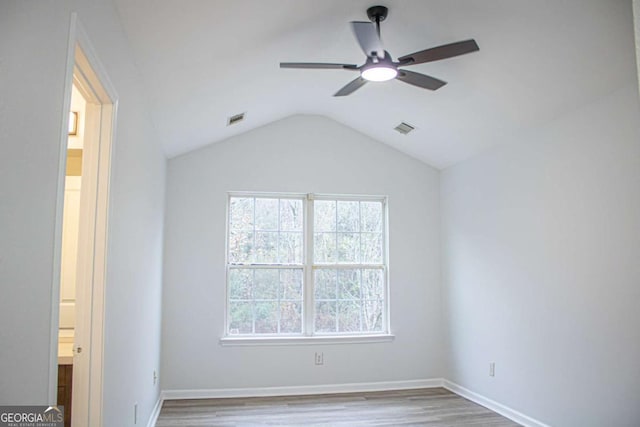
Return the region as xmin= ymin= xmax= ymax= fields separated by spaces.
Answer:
xmin=227 ymin=112 xmax=245 ymax=126
xmin=394 ymin=122 xmax=415 ymax=135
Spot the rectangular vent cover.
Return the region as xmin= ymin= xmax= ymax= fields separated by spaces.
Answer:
xmin=394 ymin=122 xmax=415 ymax=135
xmin=227 ymin=112 xmax=245 ymax=126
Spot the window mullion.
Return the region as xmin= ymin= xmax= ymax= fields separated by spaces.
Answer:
xmin=304 ymin=196 xmax=315 ymax=336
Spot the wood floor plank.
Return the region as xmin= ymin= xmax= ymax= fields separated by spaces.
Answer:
xmin=155 ymin=387 xmax=521 ymax=427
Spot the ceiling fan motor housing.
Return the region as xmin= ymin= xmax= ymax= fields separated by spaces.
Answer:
xmin=367 ymin=6 xmax=388 ymax=23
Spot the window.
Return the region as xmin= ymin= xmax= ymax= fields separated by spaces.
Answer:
xmin=226 ymin=193 xmax=388 ymax=338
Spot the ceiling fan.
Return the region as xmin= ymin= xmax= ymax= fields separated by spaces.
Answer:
xmin=280 ymin=6 xmax=479 ymax=96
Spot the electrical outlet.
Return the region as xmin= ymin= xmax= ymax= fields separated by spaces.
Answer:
xmin=489 ymin=362 xmax=495 ymax=377
xmin=315 ymin=352 xmax=324 ymax=365
xmin=153 ymin=370 xmax=158 ymax=385
xmin=134 ymin=402 xmax=138 ymax=424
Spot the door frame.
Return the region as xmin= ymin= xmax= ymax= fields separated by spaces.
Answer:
xmin=49 ymin=13 xmax=118 ymax=427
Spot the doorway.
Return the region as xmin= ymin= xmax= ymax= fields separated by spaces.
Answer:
xmin=56 ymin=81 xmax=86 ymax=427
xmin=51 ymin=16 xmax=117 ymax=427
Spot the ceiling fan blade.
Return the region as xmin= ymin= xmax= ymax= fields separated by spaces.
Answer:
xmin=280 ymin=62 xmax=359 ymax=70
xmin=334 ymin=77 xmax=368 ymax=97
xmin=398 ymin=39 xmax=479 ymax=66
xmin=396 ymin=70 xmax=447 ymax=90
xmin=351 ymin=21 xmax=385 ymax=59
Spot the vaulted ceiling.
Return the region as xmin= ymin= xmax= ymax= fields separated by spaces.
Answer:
xmin=113 ymin=0 xmax=637 ymax=169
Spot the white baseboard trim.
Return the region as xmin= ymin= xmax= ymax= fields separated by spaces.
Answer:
xmin=162 ymin=378 xmax=444 ymax=400
xmin=443 ymin=380 xmax=550 ymax=427
xmin=146 ymin=395 xmax=163 ymax=427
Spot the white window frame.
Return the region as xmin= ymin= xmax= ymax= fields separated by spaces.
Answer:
xmin=221 ymin=192 xmax=393 ymax=346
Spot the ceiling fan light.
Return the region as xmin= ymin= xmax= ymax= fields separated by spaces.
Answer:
xmin=361 ymin=65 xmax=397 ymax=82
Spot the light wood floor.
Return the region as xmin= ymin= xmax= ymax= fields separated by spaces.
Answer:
xmin=155 ymin=387 xmax=521 ymax=426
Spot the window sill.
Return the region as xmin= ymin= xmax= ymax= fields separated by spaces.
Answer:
xmin=219 ymin=334 xmax=395 ymax=347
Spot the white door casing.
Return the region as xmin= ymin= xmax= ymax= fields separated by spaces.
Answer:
xmin=50 ymin=14 xmax=118 ymax=427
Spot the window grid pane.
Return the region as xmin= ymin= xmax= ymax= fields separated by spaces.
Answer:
xmin=229 ymin=196 xmax=304 ymax=265
xmin=313 ymin=267 xmax=384 ymax=334
xmin=228 ymin=267 xmax=304 ymax=335
xmin=313 ymin=200 xmax=384 ymax=266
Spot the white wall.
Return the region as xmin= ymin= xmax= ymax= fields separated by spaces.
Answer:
xmin=0 ymin=2 xmax=165 ymax=426
xmin=162 ymin=115 xmax=442 ymax=391
xmin=441 ymin=85 xmax=640 ymax=426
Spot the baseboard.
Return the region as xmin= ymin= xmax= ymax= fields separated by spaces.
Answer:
xmin=146 ymin=395 xmax=163 ymax=427
xmin=443 ymin=380 xmax=550 ymax=427
xmin=162 ymin=378 xmax=444 ymax=400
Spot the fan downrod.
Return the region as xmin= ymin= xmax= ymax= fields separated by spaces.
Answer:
xmin=366 ymin=6 xmax=388 ymax=23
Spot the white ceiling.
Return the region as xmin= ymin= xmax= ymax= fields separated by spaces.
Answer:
xmin=113 ymin=0 xmax=637 ymax=169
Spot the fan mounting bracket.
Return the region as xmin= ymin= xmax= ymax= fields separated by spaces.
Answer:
xmin=366 ymin=6 xmax=388 ymax=23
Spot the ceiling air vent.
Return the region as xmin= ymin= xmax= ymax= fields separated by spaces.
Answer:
xmin=394 ymin=122 xmax=415 ymax=135
xmin=227 ymin=112 xmax=245 ymax=126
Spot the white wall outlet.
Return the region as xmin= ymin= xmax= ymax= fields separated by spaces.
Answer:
xmin=315 ymin=352 xmax=324 ymax=365
xmin=153 ymin=370 xmax=158 ymax=385
xmin=134 ymin=402 xmax=138 ymax=424
xmin=489 ymin=362 xmax=496 ymax=377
